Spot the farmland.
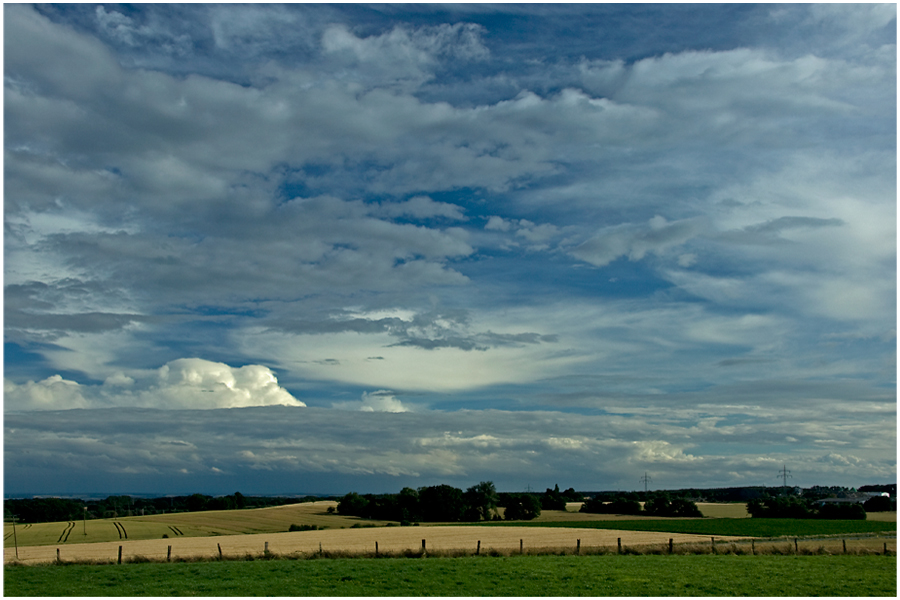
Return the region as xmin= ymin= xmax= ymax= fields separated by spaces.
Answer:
xmin=5 ymin=501 xmax=895 ymax=558
xmin=4 ymin=500 xmax=896 ymax=596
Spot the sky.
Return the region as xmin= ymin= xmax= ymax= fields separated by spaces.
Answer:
xmin=3 ymin=3 xmax=896 ymax=497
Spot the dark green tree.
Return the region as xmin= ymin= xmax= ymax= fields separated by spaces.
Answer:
xmin=419 ymin=485 xmax=466 ymax=522
xmin=465 ymin=481 xmax=499 ymax=521
xmin=397 ymin=487 xmax=421 ymax=523
xmin=336 ymin=492 xmax=369 ymax=517
xmin=504 ymin=493 xmax=542 ymax=520
xmin=541 ymin=484 xmax=567 ymax=511
xmin=186 ymin=494 xmax=210 ymax=513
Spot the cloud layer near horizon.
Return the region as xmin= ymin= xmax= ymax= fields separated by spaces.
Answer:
xmin=4 ymin=3 xmax=895 ymax=494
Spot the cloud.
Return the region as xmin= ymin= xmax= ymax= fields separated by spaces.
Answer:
xmin=321 ymin=22 xmax=488 ymax=87
xmin=333 ymin=390 xmax=410 ymax=413
xmin=4 ymin=398 xmax=894 ymax=494
xmin=3 ymin=375 xmax=91 ymax=411
xmin=376 ymin=196 xmax=467 ymax=221
xmin=571 ymin=216 xmax=705 ymax=267
xmin=4 ymin=358 xmax=304 ymax=411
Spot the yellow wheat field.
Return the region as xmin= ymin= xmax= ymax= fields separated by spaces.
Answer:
xmin=4 ymin=526 xmax=748 ymax=565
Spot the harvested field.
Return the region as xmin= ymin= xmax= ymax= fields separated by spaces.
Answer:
xmin=4 ymin=526 xmax=748 ymax=565
xmin=866 ymin=511 xmax=897 ymax=522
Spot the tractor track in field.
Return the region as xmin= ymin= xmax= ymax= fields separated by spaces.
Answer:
xmin=168 ymin=526 xmax=183 ymax=536
xmin=56 ymin=522 xmax=75 ymax=544
xmin=113 ymin=522 xmax=127 ymax=540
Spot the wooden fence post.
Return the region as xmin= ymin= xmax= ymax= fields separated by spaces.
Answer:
xmin=476 ymin=540 xmax=481 ymax=555
xmin=576 ymin=539 xmax=581 ymax=555
xmin=617 ymin=538 xmax=622 ymax=554
xmin=422 ymin=539 xmax=426 ymax=552
xmin=264 ymin=541 xmax=269 ymax=555
xmin=167 ymin=545 xmax=172 ymax=561
xmin=520 ymin=539 xmax=523 ymax=554
xmin=794 ymin=538 xmax=798 ymax=553
xmin=217 ymin=543 xmax=222 ymax=559
xmin=375 ymin=541 xmax=378 ymax=557
xmin=668 ymin=538 xmax=673 ymax=554
xmin=56 ymin=548 xmax=61 ymax=563
xmin=117 ymin=545 xmax=122 ymax=564
xmin=751 ymin=540 xmax=755 ymax=555
xmin=842 ymin=539 xmax=847 ymax=554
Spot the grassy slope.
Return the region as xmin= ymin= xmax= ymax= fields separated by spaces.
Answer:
xmin=5 ymin=555 xmax=896 ymax=596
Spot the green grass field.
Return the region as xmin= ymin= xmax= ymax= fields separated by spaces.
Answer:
xmin=4 ymin=554 xmax=895 ymax=596
xmin=489 ymin=518 xmax=896 ymax=538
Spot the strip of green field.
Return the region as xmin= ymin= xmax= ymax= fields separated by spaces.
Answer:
xmin=487 ymin=518 xmax=896 ymax=537
xmin=4 ymin=554 xmax=895 ymax=596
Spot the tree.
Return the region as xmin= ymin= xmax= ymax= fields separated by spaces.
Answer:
xmin=336 ymin=492 xmax=369 ymax=517
xmin=186 ymin=494 xmax=210 ymax=513
xmin=419 ymin=485 xmax=466 ymax=522
xmin=504 ymin=493 xmax=542 ymax=520
xmin=642 ymin=492 xmax=672 ymax=516
xmin=541 ymin=484 xmax=567 ymax=511
xmin=397 ymin=487 xmax=421 ymax=523
xmin=465 ymin=481 xmax=499 ymax=521
xmin=561 ymin=487 xmax=584 ymax=502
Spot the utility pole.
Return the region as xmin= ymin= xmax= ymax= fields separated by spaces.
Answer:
xmin=639 ymin=472 xmax=652 ymax=493
xmin=778 ymin=464 xmax=792 ymax=495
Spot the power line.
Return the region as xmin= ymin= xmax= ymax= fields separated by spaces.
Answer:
xmin=639 ymin=472 xmax=652 ymax=493
xmin=778 ymin=464 xmax=792 ymax=494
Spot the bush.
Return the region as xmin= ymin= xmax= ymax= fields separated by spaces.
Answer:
xmin=580 ymin=496 xmax=642 ymax=515
xmin=748 ymin=495 xmax=812 ymax=519
xmin=288 ymin=524 xmax=320 ymax=532
xmin=863 ymin=495 xmax=895 ymax=512
xmin=642 ymin=493 xmax=703 ymax=517
xmin=817 ymin=503 xmax=867 ymax=520
xmin=748 ymin=495 xmax=867 ymax=519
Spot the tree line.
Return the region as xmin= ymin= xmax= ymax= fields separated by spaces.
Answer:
xmin=580 ymin=491 xmax=703 ymax=517
xmin=746 ymin=494 xmax=894 ymax=519
xmin=337 ymin=483 xmax=584 ymax=523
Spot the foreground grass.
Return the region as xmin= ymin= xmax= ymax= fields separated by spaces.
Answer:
xmin=494 ymin=518 xmax=896 ymax=538
xmin=5 ymin=554 xmax=895 ymax=596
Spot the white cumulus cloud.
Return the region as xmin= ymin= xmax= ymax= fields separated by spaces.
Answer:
xmin=4 ymin=358 xmax=305 ymax=411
